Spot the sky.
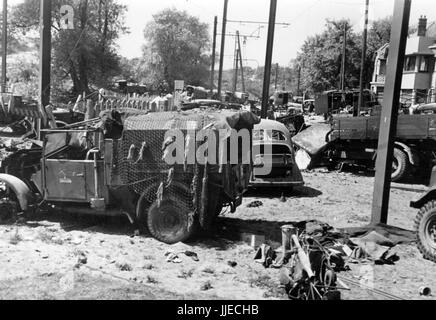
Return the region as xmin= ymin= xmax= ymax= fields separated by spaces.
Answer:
xmin=8 ymin=0 xmax=436 ymax=69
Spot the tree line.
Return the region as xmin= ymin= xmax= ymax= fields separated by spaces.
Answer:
xmin=6 ymin=1 xmax=393 ymax=100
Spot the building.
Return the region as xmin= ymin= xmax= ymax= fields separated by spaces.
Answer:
xmin=371 ymin=17 xmax=436 ymax=105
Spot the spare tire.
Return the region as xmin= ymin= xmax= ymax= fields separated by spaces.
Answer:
xmin=415 ymin=201 xmax=436 ymax=262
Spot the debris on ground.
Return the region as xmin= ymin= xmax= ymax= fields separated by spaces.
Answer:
xmin=246 ymin=201 xmax=263 ymax=208
xmin=165 ymin=250 xmax=182 ymax=264
xmin=184 ymin=251 xmax=199 ymax=262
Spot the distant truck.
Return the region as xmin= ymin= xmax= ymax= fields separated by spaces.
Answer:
xmin=292 ymin=113 xmax=436 ymax=182
xmin=314 ymin=90 xmax=378 ymax=115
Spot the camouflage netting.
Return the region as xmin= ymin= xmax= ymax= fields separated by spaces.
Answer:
xmin=111 ymin=109 xmax=260 ymax=215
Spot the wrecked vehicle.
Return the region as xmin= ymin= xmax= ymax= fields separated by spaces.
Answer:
xmin=250 ymin=120 xmax=304 ymax=190
xmin=0 ymin=108 xmax=260 ymax=244
xmin=410 ymin=166 xmax=436 ymax=262
xmin=293 ymin=113 xmax=436 ymax=182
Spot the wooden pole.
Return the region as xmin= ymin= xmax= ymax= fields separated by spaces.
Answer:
xmin=371 ymin=0 xmax=411 ymax=225
xmin=357 ymin=0 xmax=370 ymax=117
xmin=340 ymin=24 xmax=347 ymax=92
xmin=39 ymin=0 xmax=52 ymax=110
xmin=1 ymin=0 xmax=7 ymax=93
xmin=261 ymin=0 xmax=278 ymax=119
xmin=210 ymin=16 xmax=218 ymax=95
xmin=217 ymin=0 xmax=228 ymax=101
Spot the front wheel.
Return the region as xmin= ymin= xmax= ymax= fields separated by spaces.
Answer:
xmin=415 ymin=201 xmax=436 ymax=262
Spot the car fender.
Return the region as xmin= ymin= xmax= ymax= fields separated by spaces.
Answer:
xmin=0 ymin=174 xmax=34 ymax=212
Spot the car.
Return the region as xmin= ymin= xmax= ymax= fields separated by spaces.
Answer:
xmin=250 ymin=120 xmax=304 ymax=189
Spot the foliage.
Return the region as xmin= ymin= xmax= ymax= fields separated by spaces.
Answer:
xmin=139 ymin=8 xmax=211 ymax=91
xmin=11 ymin=0 xmax=128 ymax=99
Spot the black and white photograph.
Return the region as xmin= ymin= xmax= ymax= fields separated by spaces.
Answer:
xmin=0 ymin=0 xmax=435 ymax=306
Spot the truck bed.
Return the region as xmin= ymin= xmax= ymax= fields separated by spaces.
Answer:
xmin=329 ymin=114 xmax=436 ymax=142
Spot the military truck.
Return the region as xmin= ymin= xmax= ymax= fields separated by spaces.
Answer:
xmin=0 ymin=108 xmax=260 ymax=244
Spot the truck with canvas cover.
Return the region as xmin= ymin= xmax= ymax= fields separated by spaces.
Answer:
xmin=0 ymin=108 xmax=260 ymax=244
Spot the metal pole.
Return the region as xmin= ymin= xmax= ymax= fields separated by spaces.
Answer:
xmin=233 ymin=33 xmax=238 ymax=93
xmin=237 ymin=31 xmax=246 ymax=93
xmin=39 ymin=0 xmax=52 ymax=108
xmin=261 ymin=0 xmax=277 ymax=119
xmin=217 ymin=0 xmax=228 ymax=101
xmin=371 ymin=0 xmax=411 ymax=225
xmin=356 ymin=0 xmax=370 ymax=117
xmin=210 ymin=16 xmax=218 ymax=94
xmin=1 ymin=0 xmax=7 ymax=93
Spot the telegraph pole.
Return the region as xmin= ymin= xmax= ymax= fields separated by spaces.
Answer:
xmin=340 ymin=24 xmax=347 ymax=92
xmin=217 ymin=0 xmax=228 ymax=101
xmin=356 ymin=0 xmax=370 ymax=117
xmin=371 ymin=0 xmax=411 ymax=225
xmin=38 ymin=0 xmax=52 ymax=138
xmin=1 ymin=0 xmax=7 ymax=93
xmin=274 ymin=63 xmax=279 ymax=90
xmin=210 ymin=16 xmax=218 ymax=95
xmin=261 ymin=0 xmax=277 ymax=119
xmin=232 ymin=34 xmax=238 ymax=93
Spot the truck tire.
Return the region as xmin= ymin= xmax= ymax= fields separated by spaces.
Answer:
xmin=147 ymin=195 xmax=196 ymax=245
xmin=415 ymin=201 xmax=436 ymax=262
xmin=391 ymin=148 xmax=408 ymax=182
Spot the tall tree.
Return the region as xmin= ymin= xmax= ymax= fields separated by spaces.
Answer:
xmin=11 ymin=0 xmax=128 ymax=97
xmin=140 ymin=8 xmax=210 ymax=91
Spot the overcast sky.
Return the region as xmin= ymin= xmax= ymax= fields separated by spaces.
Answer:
xmin=9 ymin=0 xmax=436 ymax=68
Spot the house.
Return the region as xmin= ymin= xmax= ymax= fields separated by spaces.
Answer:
xmin=371 ymin=16 xmax=436 ymax=105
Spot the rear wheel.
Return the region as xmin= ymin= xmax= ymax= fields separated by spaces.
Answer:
xmin=146 ymin=195 xmax=196 ymax=245
xmin=415 ymin=201 xmax=436 ymax=262
xmin=391 ymin=148 xmax=408 ymax=182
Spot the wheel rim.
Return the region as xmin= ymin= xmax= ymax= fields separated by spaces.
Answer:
xmin=149 ymin=201 xmax=188 ymax=240
xmin=424 ymin=215 xmax=436 ymax=250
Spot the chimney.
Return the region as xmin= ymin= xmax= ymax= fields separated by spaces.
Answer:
xmin=418 ymin=16 xmax=427 ymax=37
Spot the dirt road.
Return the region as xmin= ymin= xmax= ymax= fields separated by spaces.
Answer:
xmin=1 ymin=169 xmax=435 ymax=300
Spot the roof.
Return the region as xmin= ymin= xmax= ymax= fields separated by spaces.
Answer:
xmin=254 ymin=119 xmax=289 ymax=133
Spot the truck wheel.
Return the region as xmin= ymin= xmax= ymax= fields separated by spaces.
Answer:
xmin=391 ymin=148 xmax=408 ymax=182
xmin=415 ymin=201 xmax=436 ymax=262
xmin=147 ymin=195 xmax=196 ymax=245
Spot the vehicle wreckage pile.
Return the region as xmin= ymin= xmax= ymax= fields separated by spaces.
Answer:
xmin=253 ymin=220 xmax=412 ymax=300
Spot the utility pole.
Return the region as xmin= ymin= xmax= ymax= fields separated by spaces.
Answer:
xmin=232 ymin=34 xmax=238 ymax=93
xmin=356 ymin=0 xmax=370 ymax=117
xmin=340 ymin=23 xmax=347 ymax=92
xmin=39 ymin=0 xmax=52 ymax=135
xmin=217 ymin=0 xmax=228 ymax=101
xmin=261 ymin=0 xmax=277 ymax=119
xmin=210 ymin=16 xmax=218 ymax=95
xmin=371 ymin=0 xmax=411 ymax=225
xmin=1 ymin=0 xmax=7 ymax=93
xmin=274 ymin=63 xmax=279 ymax=90
xmin=237 ymin=31 xmax=246 ymax=93
xmin=297 ymin=65 xmax=301 ymax=96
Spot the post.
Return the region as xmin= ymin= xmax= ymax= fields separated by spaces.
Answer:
xmin=217 ymin=0 xmax=228 ymax=101
xmin=39 ymin=0 xmax=52 ymax=110
xmin=237 ymin=32 xmax=246 ymax=93
xmin=210 ymin=16 xmax=218 ymax=95
xmin=274 ymin=63 xmax=279 ymax=90
xmin=297 ymin=65 xmax=301 ymax=96
xmin=356 ymin=0 xmax=370 ymax=117
xmin=232 ymin=34 xmax=238 ymax=93
xmin=261 ymin=0 xmax=278 ymax=119
xmin=340 ymin=24 xmax=347 ymax=92
xmin=1 ymin=0 xmax=7 ymax=93
xmin=371 ymin=0 xmax=411 ymax=225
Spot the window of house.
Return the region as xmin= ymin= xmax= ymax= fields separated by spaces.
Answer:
xmin=419 ymin=56 xmax=430 ymax=72
xmin=404 ymin=56 xmax=416 ymax=72
xmin=379 ymin=60 xmax=387 ymax=75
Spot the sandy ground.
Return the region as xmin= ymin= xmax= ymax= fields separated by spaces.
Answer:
xmin=1 ymin=169 xmax=436 ymax=300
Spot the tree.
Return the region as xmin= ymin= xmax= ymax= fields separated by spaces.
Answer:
xmin=11 ymin=0 xmax=128 ymax=98
xmin=293 ymin=17 xmax=392 ymax=94
xmin=140 ymin=8 xmax=210 ymax=91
